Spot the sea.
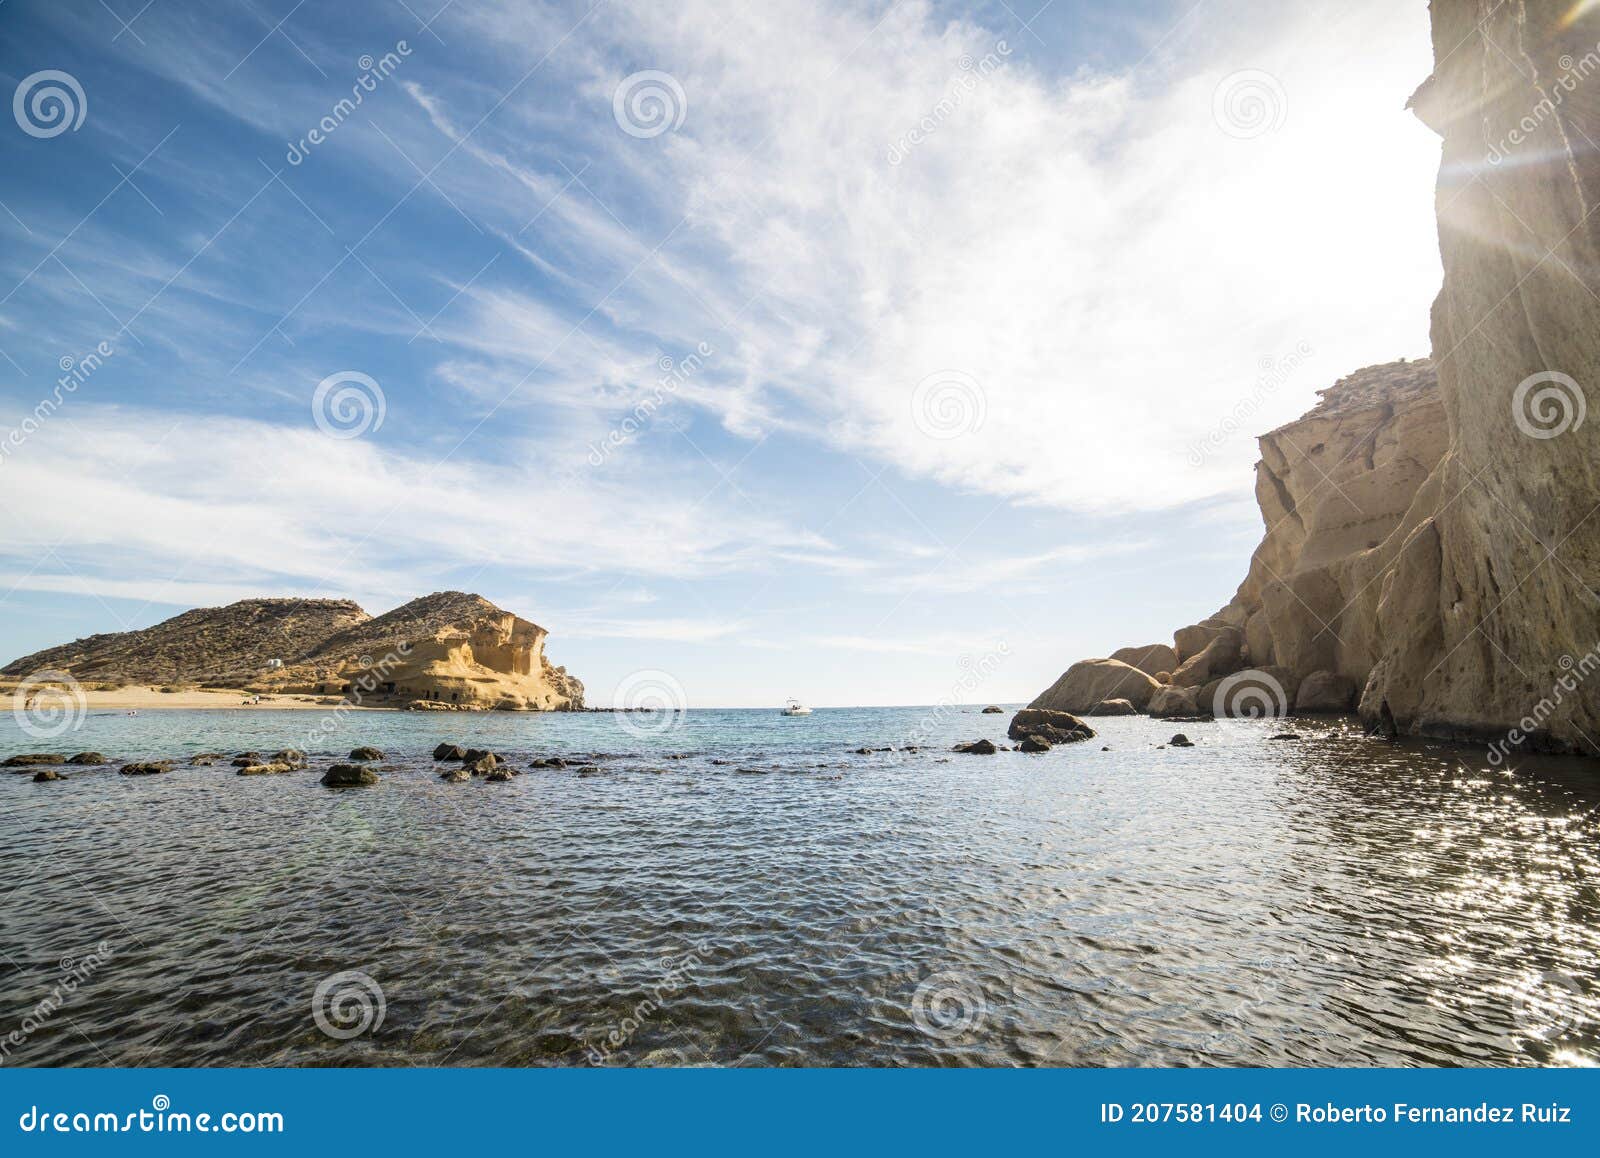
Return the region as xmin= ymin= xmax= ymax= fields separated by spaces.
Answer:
xmin=1 ymin=704 xmax=1597 ymax=1067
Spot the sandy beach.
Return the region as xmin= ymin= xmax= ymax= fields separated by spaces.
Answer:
xmin=2 ymin=682 xmax=390 ymax=712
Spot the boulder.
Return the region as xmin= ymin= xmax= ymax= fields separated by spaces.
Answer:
xmin=1031 ymin=659 xmax=1160 ymax=713
xmin=1174 ymin=619 xmax=1238 ymax=664
xmin=236 ymin=762 xmax=294 ymax=776
xmin=272 ymin=749 xmax=307 ymax=768
xmin=952 ymin=739 xmax=998 ymax=755
xmin=1109 ymin=644 xmax=1179 ymax=677
xmin=1087 ymin=698 xmax=1137 ymax=716
xmin=321 ymin=763 xmax=380 ymax=786
xmin=466 ymin=753 xmax=500 ymax=775
xmin=1169 ymin=733 xmax=1195 ymax=748
xmin=980 ymin=705 xmax=1004 ymax=714
xmin=1018 ymin=735 xmax=1052 ymax=753
xmin=529 ymin=757 xmax=567 ymax=768
xmin=4 ymin=754 xmax=65 ymax=767
xmin=349 ymin=746 xmax=385 ymax=761
xmin=1147 ymin=685 xmax=1199 ymax=718
xmin=1170 ymin=629 xmax=1244 ymax=688
xmin=32 ymin=769 xmax=63 ymax=782
xmin=433 ymin=743 xmax=466 ymax=761
xmin=486 ymin=767 xmax=515 ymax=782
xmin=440 ymin=767 xmax=471 ymax=783
xmin=118 ymin=762 xmax=172 ymax=776
xmin=1006 ymin=708 xmax=1095 ymax=744
xmin=1294 ymin=670 xmax=1358 ymax=714
xmin=1244 ymin=609 xmax=1275 ymax=667
xmin=1203 ymin=666 xmax=1301 ymax=718
xmin=65 ymin=752 xmax=107 ymax=765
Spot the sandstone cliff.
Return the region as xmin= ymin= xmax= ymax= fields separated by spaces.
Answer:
xmin=1024 ymin=0 xmax=1600 ymax=756
xmin=4 ymin=591 xmax=584 ymax=711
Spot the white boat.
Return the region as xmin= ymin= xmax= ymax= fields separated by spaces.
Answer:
xmin=780 ymin=698 xmax=812 ymax=716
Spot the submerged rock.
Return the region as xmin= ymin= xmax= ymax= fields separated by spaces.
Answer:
xmin=65 ymin=752 xmax=107 ymax=765
xmin=1006 ymin=708 xmax=1095 ymax=744
xmin=349 ymin=746 xmax=385 ymax=761
xmin=433 ymin=743 xmax=466 ymax=761
xmin=485 ymin=767 xmax=515 ymax=782
xmin=271 ymin=749 xmax=307 ymax=769
xmin=440 ymin=767 xmax=471 ymax=783
xmin=118 ymin=762 xmax=172 ymax=776
xmin=981 ymin=705 xmax=1004 ymax=714
xmin=1169 ymin=734 xmax=1195 ymax=748
xmin=4 ymin=753 xmax=65 ymax=767
xmin=237 ymin=762 xmax=294 ymax=776
xmin=1018 ymin=735 xmax=1052 ymax=753
xmin=321 ymin=763 xmax=379 ymax=787
xmin=32 ymin=769 xmax=64 ymax=782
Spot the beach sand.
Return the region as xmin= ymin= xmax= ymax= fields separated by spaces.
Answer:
xmin=1 ymin=682 xmax=387 ymax=711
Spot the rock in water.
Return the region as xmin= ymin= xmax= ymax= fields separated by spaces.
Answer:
xmin=1147 ymin=685 xmax=1199 ymax=719
xmin=4 ymin=754 xmax=65 ymax=767
xmin=321 ymin=764 xmax=380 ymax=787
xmin=349 ymin=746 xmax=385 ymax=761
xmin=1006 ymin=708 xmax=1095 ymax=744
xmin=32 ymin=769 xmax=63 ymax=782
xmin=433 ymin=743 xmax=466 ymax=761
xmin=65 ymin=752 xmax=106 ymax=765
xmin=486 ymin=767 xmax=515 ymax=782
xmin=271 ymin=749 xmax=306 ymax=768
xmin=952 ymin=739 xmax=998 ymax=755
xmin=1169 ymin=734 xmax=1195 ymax=748
xmin=118 ymin=762 xmax=172 ymax=776
xmin=1018 ymin=735 xmax=1052 ymax=753
xmin=981 ymin=705 xmax=1004 ymax=714
xmin=440 ymin=767 xmax=471 ymax=783
xmin=1088 ymin=698 xmax=1137 ymax=716
xmin=237 ymin=762 xmax=294 ymax=776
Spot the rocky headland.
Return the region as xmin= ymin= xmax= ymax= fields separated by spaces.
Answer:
xmin=1023 ymin=0 xmax=1600 ymax=757
xmin=3 ymin=590 xmax=584 ymax=712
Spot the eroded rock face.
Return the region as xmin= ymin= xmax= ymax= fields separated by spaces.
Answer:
xmin=1357 ymin=0 xmax=1600 ymax=752
xmin=1109 ymin=644 xmax=1178 ymax=676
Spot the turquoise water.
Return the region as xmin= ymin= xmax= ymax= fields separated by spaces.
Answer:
xmin=2 ymin=705 xmax=1598 ymax=1067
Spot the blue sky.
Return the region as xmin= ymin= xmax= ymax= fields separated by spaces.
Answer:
xmin=0 ymin=0 xmax=1441 ymax=707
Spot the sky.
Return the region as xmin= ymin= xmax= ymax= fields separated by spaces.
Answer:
xmin=0 ymin=0 xmax=1442 ymax=708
